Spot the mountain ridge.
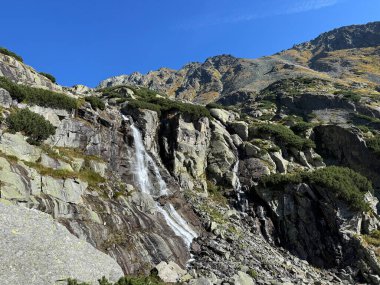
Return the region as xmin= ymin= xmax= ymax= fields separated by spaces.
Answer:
xmin=99 ymin=21 xmax=380 ymax=104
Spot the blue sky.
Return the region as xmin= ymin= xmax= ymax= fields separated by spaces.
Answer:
xmin=1 ymin=0 xmax=378 ymax=87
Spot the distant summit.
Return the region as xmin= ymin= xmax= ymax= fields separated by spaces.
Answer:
xmin=98 ymin=21 xmax=380 ymax=104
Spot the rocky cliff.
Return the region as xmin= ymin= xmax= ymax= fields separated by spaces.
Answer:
xmin=1 ymin=21 xmax=380 ymax=285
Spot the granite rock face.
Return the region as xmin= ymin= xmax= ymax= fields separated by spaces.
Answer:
xmin=0 ymin=203 xmax=123 ymax=285
xmin=0 ymin=53 xmax=62 ymax=92
xmin=1 ymin=20 xmax=380 ymax=285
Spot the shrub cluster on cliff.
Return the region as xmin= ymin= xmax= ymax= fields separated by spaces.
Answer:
xmin=0 ymin=47 xmax=23 ymax=62
xmin=6 ymin=108 xmax=55 ymax=145
xmin=0 ymin=76 xmax=77 ymax=111
xmin=259 ymin=166 xmax=373 ymax=211
xmin=39 ymin=72 xmax=56 ymax=83
xmin=250 ymin=123 xmax=315 ymax=150
xmin=67 ymin=275 xmax=166 ymax=285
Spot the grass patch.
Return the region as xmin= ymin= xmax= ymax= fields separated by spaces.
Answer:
xmin=25 ymin=160 xmax=105 ymax=187
xmin=56 ymin=147 xmax=104 ymax=162
xmin=367 ymin=135 xmax=380 ymax=155
xmin=250 ymin=123 xmax=315 ymax=150
xmin=247 ymin=269 xmax=258 ymax=279
xmin=259 ymin=166 xmax=373 ymax=211
xmin=334 ymin=90 xmax=362 ymax=103
xmin=354 ymin=113 xmax=380 ymax=125
xmin=85 ymin=96 xmax=106 ymax=110
xmin=364 ymin=230 xmax=380 ymax=247
xmin=6 ymin=108 xmax=55 ymax=145
xmin=0 ymin=76 xmax=78 ymax=110
xmin=206 ymin=180 xmax=228 ymax=205
xmin=0 ymin=47 xmax=23 ymax=62
xmin=198 ymin=202 xmax=227 ymax=225
xmin=0 ymin=150 xmax=19 ymax=163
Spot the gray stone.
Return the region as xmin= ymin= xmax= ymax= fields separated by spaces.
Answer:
xmin=0 ymin=203 xmax=123 ymax=285
xmin=210 ymin=109 xmax=238 ymax=125
xmin=229 ymin=121 xmax=249 ymax=141
xmin=233 ymin=271 xmax=255 ymax=285
xmin=155 ymin=261 xmax=187 ymax=283
xmin=0 ymin=132 xmax=41 ymax=162
xmin=29 ymin=105 xmax=70 ymax=127
xmin=270 ymin=151 xmax=288 ymax=173
xmin=0 ymin=88 xmax=12 ymax=108
xmin=88 ymin=160 xmax=107 ymax=177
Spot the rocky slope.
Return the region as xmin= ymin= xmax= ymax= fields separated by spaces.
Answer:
xmin=1 ymin=21 xmax=380 ymax=285
xmin=99 ymin=22 xmax=380 ymax=104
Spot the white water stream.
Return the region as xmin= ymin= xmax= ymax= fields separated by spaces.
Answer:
xmin=129 ymin=122 xmax=197 ymax=247
xmin=233 ymin=159 xmax=249 ymax=212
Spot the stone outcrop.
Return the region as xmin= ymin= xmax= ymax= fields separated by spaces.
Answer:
xmin=1 ymin=20 xmax=380 ymax=285
xmin=0 ymin=203 xmax=123 ymax=285
xmin=159 ymin=112 xmax=211 ymax=191
xmin=314 ymin=125 xmax=380 ymax=188
xmin=0 ymin=53 xmax=62 ymax=92
xmin=254 ymin=182 xmax=380 ymax=283
xmin=0 ymin=87 xmax=12 ymax=108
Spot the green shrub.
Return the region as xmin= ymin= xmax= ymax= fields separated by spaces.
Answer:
xmin=39 ymin=72 xmax=56 ymax=83
xmin=251 ymin=123 xmax=315 ymax=150
xmin=7 ymin=108 xmax=55 ymax=145
xmin=367 ymin=135 xmax=380 ymax=155
xmin=103 ymin=85 xmax=211 ymax=118
xmin=354 ymin=113 xmax=380 ymax=123
xmin=364 ymin=230 xmax=380 ymax=246
xmin=0 ymin=76 xmax=77 ymax=110
xmin=67 ymin=275 xmax=166 ymax=285
xmin=259 ymin=166 xmax=373 ymax=211
xmin=127 ymin=97 xmax=211 ymax=119
xmin=127 ymin=99 xmax=162 ymax=114
xmin=258 ymin=100 xmax=275 ymax=109
xmin=85 ymin=96 xmax=106 ymax=110
xmin=0 ymin=47 xmax=23 ymax=62
xmin=67 ymin=278 xmax=90 ymax=285
xmin=290 ymin=121 xmax=315 ymax=135
xmin=334 ymin=90 xmax=361 ymax=103
xmin=247 ymin=269 xmax=258 ymax=279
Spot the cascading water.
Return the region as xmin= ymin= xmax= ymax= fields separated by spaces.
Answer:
xmin=127 ymin=118 xmax=197 ymax=247
xmin=131 ymin=124 xmax=167 ymax=196
xmin=232 ymin=159 xmax=249 ymax=212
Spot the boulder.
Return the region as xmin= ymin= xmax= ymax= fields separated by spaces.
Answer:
xmin=0 ymin=132 xmax=41 ymax=162
xmin=0 ymin=87 xmax=12 ymax=108
xmin=209 ymin=108 xmax=238 ymax=125
xmin=231 ymin=134 xmax=243 ymax=147
xmin=207 ymin=120 xmax=237 ymax=185
xmin=0 ymin=203 xmax=123 ymax=285
xmin=270 ymin=151 xmax=288 ymax=173
xmin=154 ymin=261 xmax=187 ymax=283
xmin=229 ymin=121 xmax=249 ymax=140
xmin=88 ymin=160 xmax=107 ymax=177
xmin=242 ymin=142 xmax=261 ymax=157
xmin=233 ymin=271 xmax=255 ymax=285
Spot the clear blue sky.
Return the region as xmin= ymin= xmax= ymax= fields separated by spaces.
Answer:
xmin=1 ymin=0 xmax=378 ymax=87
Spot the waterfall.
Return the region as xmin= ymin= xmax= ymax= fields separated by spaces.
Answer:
xmin=130 ymin=124 xmax=167 ymax=196
xmin=128 ymin=119 xmax=196 ymax=246
xmin=233 ymin=161 xmax=242 ymax=193
xmin=233 ymin=159 xmax=249 ymax=212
